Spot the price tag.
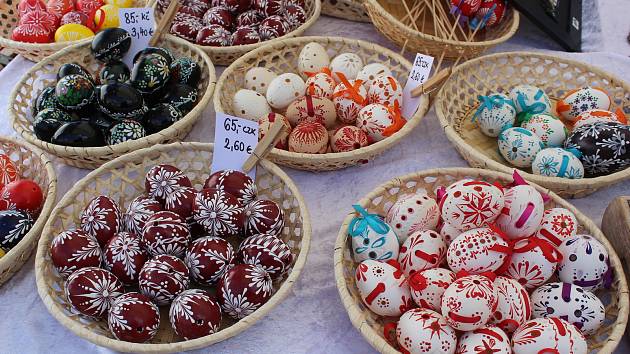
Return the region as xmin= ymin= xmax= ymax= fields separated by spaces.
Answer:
xmin=118 ymin=8 xmax=155 ymax=67
xmin=211 ymin=113 xmax=259 ymax=179
xmin=401 ymin=53 xmax=434 ymax=119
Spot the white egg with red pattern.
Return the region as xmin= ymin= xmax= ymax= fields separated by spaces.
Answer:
xmin=355 ymin=259 xmax=413 ymax=317
xmin=385 ymin=191 xmax=440 ymax=244
xmin=439 ymin=179 xmax=504 ymax=232
xmin=396 ymin=308 xmax=457 ymax=354
xmin=495 ymin=184 xmax=545 ymax=240
xmin=446 ymin=227 xmax=510 ymax=274
xmin=535 ymin=207 xmax=578 ymax=247
xmin=409 ymin=268 xmax=455 ymax=312
xmin=356 ymin=103 xmax=394 ymax=143
xmin=367 ymin=75 xmax=403 ymax=107
xmin=456 ymin=325 xmax=511 ymax=354
xmin=502 ymin=236 xmax=561 ymax=289
xmin=441 ymin=274 xmax=498 ymax=331
xmin=398 ymin=229 xmax=446 ymax=277
xmin=490 ymin=276 xmax=531 ymax=334
xmin=512 ymin=317 xmax=587 ymax=354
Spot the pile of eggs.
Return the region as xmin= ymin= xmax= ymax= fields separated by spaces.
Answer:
xmin=474 ymin=85 xmax=629 ymax=179
xmin=233 ymin=41 xmax=407 ymax=154
xmin=161 ymin=0 xmax=307 ymax=47
xmin=449 ymin=0 xmax=509 ymax=28
xmin=0 ymin=154 xmax=44 ymax=258
xmin=12 ymin=0 xmax=134 ymax=44
xmin=50 ymin=165 xmax=292 ymax=342
xmin=33 ymin=28 xmax=201 ymax=147
xmin=351 ymin=177 xmax=612 ymax=353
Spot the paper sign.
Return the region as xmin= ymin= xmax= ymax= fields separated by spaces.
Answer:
xmin=119 ymin=8 xmax=155 ymax=67
xmin=401 ymin=53 xmax=434 ymax=119
xmin=211 ymin=113 xmax=259 ymax=179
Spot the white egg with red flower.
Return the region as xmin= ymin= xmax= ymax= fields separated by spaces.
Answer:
xmin=297 ymin=42 xmax=330 ymax=76
xmin=330 ymin=52 xmax=363 ymax=82
xmin=357 ymin=63 xmax=392 ymax=89
xmin=495 ymin=185 xmax=544 ymax=239
xmin=535 ymin=207 xmax=578 ymax=247
xmin=490 ymin=276 xmax=531 ymax=334
xmin=558 ymin=234 xmax=609 ymax=291
xmin=503 ymin=236 xmax=560 ymax=290
xmin=441 ymin=274 xmax=498 ymax=331
xmin=398 ymin=230 xmax=446 ymax=277
xmin=333 ymin=79 xmax=367 ymax=124
xmin=512 ymin=317 xmax=588 ymax=354
xmin=447 ymin=227 xmax=510 ymax=274
xmin=439 ymin=179 xmax=504 ymax=232
xmin=396 ymin=308 xmax=457 ymax=354
xmin=385 ymin=191 xmax=440 ymax=243
xmin=355 ymin=259 xmax=413 ymax=317
xmin=456 ymin=325 xmax=511 ymax=354
xmin=330 ymin=125 xmax=369 ymax=152
xmin=356 ymin=103 xmax=395 ymax=143
xmin=367 ymin=75 xmax=403 ymax=107
xmin=409 ymin=268 xmax=455 ymax=312
xmin=305 ymin=72 xmax=335 ymax=100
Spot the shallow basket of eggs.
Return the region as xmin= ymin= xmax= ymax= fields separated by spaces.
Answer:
xmin=0 ymin=0 xmax=147 ymax=62
xmin=0 ymin=136 xmax=56 ymax=286
xmin=8 ymin=35 xmax=216 ymax=169
xmin=214 ymin=36 xmax=431 ymax=171
xmin=34 ymin=142 xmax=311 ymax=353
xmin=333 ymin=167 xmax=629 ymax=354
xmin=435 ymin=51 xmax=630 ymax=198
xmin=321 ymin=0 xmax=371 ymax=23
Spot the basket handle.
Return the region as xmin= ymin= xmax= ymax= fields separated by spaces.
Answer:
xmin=149 ymin=0 xmax=180 ymax=47
xmin=241 ymin=119 xmax=288 ymax=173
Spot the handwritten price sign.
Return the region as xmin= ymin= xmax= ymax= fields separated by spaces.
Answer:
xmin=402 ymin=53 xmax=434 ymax=119
xmin=211 ymin=113 xmax=259 ymax=178
xmin=119 ymin=8 xmax=155 ymax=67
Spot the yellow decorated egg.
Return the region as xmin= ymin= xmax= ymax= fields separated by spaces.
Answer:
xmin=54 ymin=24 xmax=95 ymax=42
xmin=105 ymin=0 xmax=133 ymax=7
xmin=94 ymin=4 xmax=120 ymax=29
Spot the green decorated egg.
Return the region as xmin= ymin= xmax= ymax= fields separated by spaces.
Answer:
xmin=33 ymin=86 xmax=58 ymax=116
xmin=99 ymin=61 xmax=130 ymax=83
xmin=91 ymin=28 xmax=132 ymax=63
xmin=96 ymin=82 xmax=147 ymax=119
xmin=130 ymin=54 xmax=171 ymax=94
xmin=170 ymin=57 xmax=201 ymax=87
xmin=109 ymin=119 xmax=146 ymax=145
xmin=57 ymin=63 xmax=94 ymax=83
xmin=52 ymin=120 xmax=106 ymax=147
xmin=55 ymin=74 xmax=95 ymax=110
xmin=140 ymin=103 xmax=182 ymax=135
xmin=162 ymin=84 xmax=198 ymax=114
xmin=133 ymin=47 xmax=174 ymax=65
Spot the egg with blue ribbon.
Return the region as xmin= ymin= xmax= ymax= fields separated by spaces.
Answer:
xmin=348 ymin=205 xmax=399 ymax=262
xmin=509 ymin=85 xmax=552 ymax=117
xmin=532 ymin=147 xmax=584 ymax=179
xmin=473 ymin=93 xmax=516 ymax=137
xmin=498 ymin=127 xmax=544 ymax=168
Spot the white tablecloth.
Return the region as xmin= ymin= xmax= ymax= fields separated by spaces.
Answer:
xmin=1 ymin=2 xmax=629 ymax=353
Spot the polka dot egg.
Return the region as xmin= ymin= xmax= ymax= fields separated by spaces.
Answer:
xmin=244 ymin=67 xmax=277 ymax=95
xmin=297 ymin=42 xmax=330 ymax=76
xmin=498 ymin=127 xmax=544 ymax=168
xmin=233 ymin=89 xmax=272 ymax=120
xmin=357 ymin=63 xmax=393 ymax=89
xmin=557 ymin=234 xmax=609 ymax=291
xmin=329 ymin=52 xmax=364 ymax=82
xmin=266 ymin=73 xmax=306 ymax=110
xmin=385 ymin=191 xmax=439 ymax=243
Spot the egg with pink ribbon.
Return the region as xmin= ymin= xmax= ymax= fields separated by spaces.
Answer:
xmin=441 ymin=274 xmax=498 ymax=331
xmin=495 ymin=185 xmax=545 ymax=240
xmin=409 ymin=268 xmax=455 ymax=312
xmin=439 ymin=179 xmax=504 ymax=232
xmin=490 ymin=276 xmax=531 ymax=334
xmin=557 ymin=234 xmax=610 ymax=291
xmin=385 ymin=191 xmax=440 ymax=243
xmin=446 ymin=227 xmax=510 ymax=274
xmin=502 ymin=236 xmax=562 ymax=289
xmin=396 ymin=308 xmax=457 ymax=354
xmin=456 ymin=325 xmax=512 ymax=354
xmin=398 ymin=229 xmax=446 ymax=277
xmin=512 ymin=317 xmax=587 ymax=354
xmin=535 ymin=207 xmax=578 ymax=247
xmin=355 ymin=259 xmax=413 ymax=317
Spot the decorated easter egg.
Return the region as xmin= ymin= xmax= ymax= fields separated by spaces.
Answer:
xmin=139 ymin=254 xmax=190 ymax=306
xmin=330 ymin=125 xmax=368 ymax=152
xmin=474 ymin=94 xmax=516 ymax=138
xmin=355 ymin=259 xmax=413 ymax=316
xmin=54 ymin=23 xmax=94 ymax=42
xmin=93 ymin=4 xmax=121 ymax=29
xmin=348 ymin=205 xmax=399 ymax=262
xmin=80 ymin=195 xmax=122 ymax=247
xmin=243 ymin=199 xmax=284 ymax=237
xmin=12 ymin=24 xmax=51 ymax=43
xmin=141 ymin=103 xmax=183 ymax=135
xmin=91 ymin=28 xmax=131 ymax=63
xmin=50 ymin=229 xmax=101 ymax=277
xmin=179 ymin=1 xmax=208 ymax=17
xmin=193 ymin=188 xmax=244 ymax=237
xmin=237 ymin=233 xmax=293 ymax=279
xmin=447 ymin=227 xmax=510 ymax=274
xmin=398 ymin=230 xmax=446 ymax=276
xmin=439 ymin=179 xmax=504 ymax=232
xmin=0 ymin=156 xmax=17 ymax=190
xmin=298 ymin=42 xmax=330 ymax=76
xmin=512 ymin=317 xmax=588 ymax=354
xmin=245 ymin=67 xmax=277 ymax=96
xmin=134 ymin=47 xmax=174 ymax=65
xmin=103 ymin=231 xmax=147 ymax=285
xmin=76 ymin=0 xmax=103 ymax=16
xmin=558 ymin=234 xmax=609 ymax=291
xmin=195 ymin=24 xmax=231 ymax=46
xmin=65 ymin=267 xmax=123 ymax=318
xmin=456 ymin=326 xmax=511 ymax=354
xmin=33 ymin=110 xmax=66 ymax=141
xmin=57 ymin=62 xmax=94 ymax=82
xmin=557 ymin=87 xmax=611 ymax=121
xmin=357 ymin=63 xmax=393 ymax=89
xmin=532 ymin=148 xmax=584 ymax=179
xmin=109 ymin=119 xmax=146 ymax=145
xmin=108 ymin=292 xmax=160 ymax=343
xmin=162 ymin=83 xmax=198 ymax=114
xmin=288 ymin=121 xmax=328 ymax=153
xmin=535 ymin=207 xmax=578 ymax=247
xmin=131 ymin=54 xmax=171 ymax=94
xmin=185 ymin=236 xmax=234 ymax=285
xmin=573 ymin=109 xmax=625 ymax=129
xmin=450 ymin=0 xmax=481 ymax=17
xmin=385 ymin=192 xmax=439 ymax=243
xmin=254 ymin=0 xmax=283 ymax=16
xmin=367 ymin=75 xmax=403 ymax=107
xmin=232 ymin=26 xmax=261 ymax=45
xmin=142 ymin=211 xmax=190 ymax=258
xmin=330 ymin=53 xmax=364 ymax=82
xmin=163 ymin=186 xmax=196 ymax=220
xmin=144 ymin=164 xmax=192 ymax=204
xmin=521 ymin=113 xmax=568 ymax=148
xmin=474 ymin=0 xmax=507 ymax=27
xmin=565 ymin=121 xmax=630 ymax=177
xmin=61 ymin=11 xmax=88 ymax=26
xmin=170 ymin=289 xmax=222 ymax=340
xmin=283 ymin=4 xmax=306 ymax=30
xmin=396 ymin=308 xmax=457 ymax=354
xmin=503 ymin=236 xmax=561 ymax=289
xmin=356 ymin=103 xmax=395 ymax=143
xmin=495 ymin=185 xmax=545 ymax=239
xmin=286 ymin=95 xmax=336 ymax=128
xmin=204 ymin=169 xmax=257 ymax=205
xmin=56 ymin=74 xmax=95 ymax=110
xmin=333 ymin=79 xmax=368 ymax=124
xmin=99 ymin=61 xmax=130 ymax=83
xmin=509 ymin=85 xmax=552 ymax=116
xmin=236 ymin=10 xmax=262 ymax=28
xmin=223 ymin=0 xmax=252 ymax=13
xmin=52 ymin=120 xmax=106 ymax=147
xmin=258 ymin=15 xmax=288 ymax=40
xmin=258 ymin=112 xmax=292 ymax=149
xmin=439 ymin=222 xmax=459 ymax=246
xmin=47 ymin=0 xmax=74 ymax=18
xmin=203 ymin=6 xmax=233 ymax=28
xmin=217 ymin=264 xmax=274 ymax=319
xmin=20 ymin=10 xmax=58 ymax=33
xmin=0 ymin=179 xmax=43 ymax=216
xmin=498 ymin=127 xmax=544 ymax=168
xmin=0 ymin=209 xmax=33 ymax=250
xmin=105 ymin=0 xmax=133 ymax=6
xmin=96 ymin=82 xmax=147 ymax=119
xmin=18 ymin=0 xmax=47 ymax=15
xmin=34 ymin=86 xmax=58 ymax=115
xmin=490 ymin=276 xmax=531 ymax=333
xmin=408 ymin=268 xmax=455 ymax=311
xmin=305 ymin=72 xmax=335 ymax=100
xmin=266 ymin=73 xmax=306 ymax=110
xmin=441 ymin=274 xmax=498 ymax=331
xmin=233 ymin=89 xmax=272 ymax=120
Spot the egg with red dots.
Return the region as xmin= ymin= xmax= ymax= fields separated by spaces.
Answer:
xmin=396 ymin=308 xmax=457 ymax=354
xmin=244 ymin=67 xmax=277 ymax=96
xmin=408 ymin=267 xmax=455 ymax=312
xmin=535 ymin=207 xmax=578 ymax=247
xmin=305 ymin=72 xmax=335 ymax=100
xmin=446 ymin=227 xmax=510 ymax=274
xmin=297 ymin=42 xmax=330 ymax=76
xmin=356 ymin=103 xmax=395 ymax=143
xmin=367 ymin=75 xmax=403 ymax=107
xmin=355 ymin=259 xmax=413 ymax=317
xmin=357 ymin=63 xmax=393 ymax=89
xmin=438 ymin=179 xmax=504 ymax=232
xmin=441 ymin=274 xmax=498 ymax=331
xmin=385 ymin=191 xmax=439 ymax=243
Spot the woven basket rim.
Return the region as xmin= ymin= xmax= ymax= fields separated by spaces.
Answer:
xmin=8 ymin=35 xmax=216 ymax=163
xmin=364 ymin=0 xmax=520 ymax=48
xmin=434 ymin=51 xmax=630 ymax=193
xmin=34 ymin=141 xmax=312 ymax=353
xmin=213 ymin=35 xmax=431 ymax=165
xmin=333 ymin=167 xmax=629 ymax=354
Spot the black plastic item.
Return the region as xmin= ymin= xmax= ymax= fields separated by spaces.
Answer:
xmin=512 ymin=0 xmax=582 ymax=52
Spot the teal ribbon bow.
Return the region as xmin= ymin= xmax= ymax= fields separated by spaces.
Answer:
xmin=516 ymin=90 xmax=548 ymax=115
xmin=473 ymin=94 xmax=515 ymax=122
xmin=348 ymin=205 xmax=390 ymax=237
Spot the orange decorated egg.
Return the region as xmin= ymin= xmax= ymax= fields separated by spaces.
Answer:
xmin=330 ymin=125 xmax=368 ymax=152
xmin=286 ymin=95 xmax=336 ymax=129
xmin=258 ymin=113 xmax=292 ymax=149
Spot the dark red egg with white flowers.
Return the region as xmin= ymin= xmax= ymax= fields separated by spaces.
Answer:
xmin=61 ymin=11 xmax=88 ymax=26
xmin=217 ymin=264 xmax=274 ymax=320
xmin=283 ymin=4 xmax=306 ymax=30
xmin=243 ymin=199 xmax=284 ymax=237
xmin=50 ymin=229 xmax=102 ymax=278
xmin=179 ymin=4 xmax=207 ymax=18
xmin=224 ymin=0 xmax=252 ymax=13
xmin=46 ymin=0 xmax=74 ymax=19
xmin=193 ymin=188 xmax=244 ymax=238
xmin=103 ymin=232 xmax=148 ymax=285
xmin=0 ymin=179 xmax=44 ymax=216
xmin=171 ymin=20 xmax=203 ymax=42
xmin=232 ymin=26 xmax=261 ymax=45
xmin=108 ymin=292 xmax=160 ymax=343
xmin=196 ymin=24 xmax=232 ymax=46
xmin=139 ymin=254 xmax=190 ymax=306
xmin=124 ymin=195 xmax=162 ymax=236
xmin=258 ymin=15 xmax=288 ymax=40
xmin=65 ymin=267 xmax=124 ymax=318
xmin=141 ymin=211 xmax=190 ymax=258
xmin=237 ymin=10 xmax=263 ymax=28
xmin=18 ymin=0 xmax=47 ymax=16
xmin=169 ymin=289 xmax=222 ymax=340
xmin=12 ymin=24 xmax=51 ymax=43
xmin=164 ymin=186 xmax=197 ymax=220
xmin=145 ymin=164 xmax=192 ymax=204
xmin=254 ymin=0 xmax=284 ymax=16
xmin=80 ymin=195 xmax=122 ymax=247
xmin=185 ymin=236 xmax=235 ymax=285
xmin=202 ymin=6 xmax=233 ymax=28
xmin=237 ymin=234 xmax=293 ymax=279
xmin=204 ymin=169 xmax=257 ymax=205
xmin=0 ymin=154 xmax=18 ymax=190
xmin=19 ymin=10 xmax=59 ymax=33
xmin=285 ymin=0 xmax=306 ymax=7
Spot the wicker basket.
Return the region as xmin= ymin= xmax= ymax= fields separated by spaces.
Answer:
xmin=334 ymin=167 xmax=629 ymax=354
xmin=9 ymin=35 xmax=216 ymax=169
xmin=364 ymin=0 xmax=519 ymax=60
xmin=0 ymin=136 xmax=56 ymax=287
xmin=321 ymin=0 xmax=371 ymax=23
xmin=435 ymin=51 xmax=630 ymax=198
xmin=151 ymin=0 xmax=321 ymax=66
xmin=0 ymin=0 xmax=147 ymax=62
xmin=214 ymin=36 xmax=430 ymax=171
xmin=35 ymin=142 xmax=311 ymax=353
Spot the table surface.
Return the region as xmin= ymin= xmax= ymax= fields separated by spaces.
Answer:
xmin=0 ymin=2 xmax=629 ymax=353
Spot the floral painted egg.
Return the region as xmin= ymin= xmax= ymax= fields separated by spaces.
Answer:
xmin=305 ymin=72 xmax=335 ymax=100
xmin=367 ymin=75 xmax=403 ymax=107
xmin=96 ymin=82 xmax=147 ymax=119
xmin=512 ymin=317 xmax=587 ymax=354
xmin=103 ymin=231 xmax=147 ymax=285
xmin=573 ymin=109 xmax=625 ymax=129
xmin=57 ymin=62 xmax=94 ymax=82
xmin=288 ymin=121 xmax=328 ymax=153
xmin=450 ymin=0 xmax=480 ymax=17
xmin=193 ymin=188 xmax=244 ymax=238
xmin=139 ymin=254 xmax=190 ymax=306
xmin=109 ymin=119 xmax=146 ymax=145
xmin=254 ymin=0 xmax=283 ymax=16
xmin=20 ymin=10 xmax=59 ymax=33
xmin=446 ymin=227 xmax=510 ymax=274
xmin=286 ymin=95 xmax=336 ymax=129
xmin=162 ymin=83 xmax=198 ymax=114
xmin=76 ymin=0 xmax=103 ymax=16
xmin=495 ymin=185 xmax=545 ymax=239
xmin=185 ymin=236 xmax=234 ymax=285
xmin=130 ymin=54 xmax=170 ymax=94
xmin=65 ymin=267 xmax=124 ymax=318
xmin=357 ymin=63 xmax=393 ymax=89
xmin=50 ymin=229 xmax=101 ymax=277
xmin=0 ymin=155 xmax=17 ymax=190
xmin=52 ymin=120 xmax=106 ymax=147
xmin=204 ymin=169 xmax=257 ymax=205
xmin=243 ymin=199 xmax=284 ymax=237
xmin=170 ymin=289 xmax=222 ymax=340
xmin=532 ymin=148 xmax=584 ymax=179
xmin=108 ymin=292 xmax=160 ymax=343
xmin=12 ymin=24 xmax=51 ymax=43
xmin=163 ymin=186 xmax=196 ymax=220
xmin=244 ymin=67 xmax=277 ymax=96
xmin=441 ymin=274 xmax=498 ymax=331
xmin=259 ymin=15 xmax=288 ymax=40
xmin=80 ymin=195 xmax=122 ymax=247
xmin=558 ymin=234 xmax=609 ymax=291
xmin=330 ymin=53 xmax=364 ymax=82
xmin=195 ymin=24 xmax=231 ymax=46
xmin=258 ymin=112 xmax=292 ymax=149
xmin=521 ymin=113 xmax=568 ymax=148
xmin=503 ymin=236 xmax=561 ymax=289
xmin=18 ymin=0 xmax=47 ymax=15
xmin=217 ymin=264 xmax=274 ymax=319
xmin=140 ymin=103 xmax=183 ymax=135
xmin=47 ymin=0 xmax=74 ymax=19
xmin=474 ymin=94 xmax=516 ymax=138
xmin=99 ymin=61 xmax=130 ymax=83
xmin=202 ymin=6 xmax=233 ymax=28
xmin=61 ymin=11 xmax=88 ymax=26
xmin=330 ymin=125 xmax=368 ymax=152
xmin=348 ymin=205 xmax=399 ymax=262
xmin=134 ymin=47 xmax=174 ymax=65
xmin=396 ymin=308 xmax=457 ymax=354
xmin=385 ymin=192 xmax=439 ymax=243
xmin=438 ymin=222 xmax=459 ymax=246
xmin=233 ymin=89 xmax=272 ymax=120
xmin=142 ymin=211 xmax=190 ymax=258
xmin=456 ymin=326 xmax=511 ymax=354
xmin=283 ymin=4 xmax=306 ymax=30
xmin=398 ymin=230 xmax=446 ymax=276
xmin=266 ymin=73 xmax=306 ymax=110
xmin=439 ymin=179 xmax=504 ymax=232
xmin=333 ymin=79 xmax=368 ymax=124
xmin=355 ymin=259 xmax=412 ymax=317
xmin=535 ymin=207 xmax=578 ymax=247
xmin=33 ymin=110 xmax=65 ymax=142
xmin=356 ymin=103 xmax=395 ymax=143
xmin=232 ymin=26 xmax=261 ymax=45
xmin=124 ymin=196 xmax=161 ymax=235
xmin=56 ymin=74 xmax=95 ymax=110
xmin=565 ymin=121 xmax=630 ymax=177
xmin=170 ymin=57 xmax=201 ymax=87
xmin=474 ymin=0 xmax=507 ymax=27
xmin=498 ymin=127 xmax=544 ymax=168
xmin=236 ymin=9 xmax=263 ymax=28
xmin=145 ymin=164 xmax=192 ymax=204
xmin=297 ymin=42 xmax=330 ymax=76
xmin=91 ymin=28 xmax=131 ymax=63
xmin=408 ymin=267 xmax=455 ymax=311
xmin=490 ymin=276 xmax=531 ymax=333
xmin=509 ymin=85 xmax=552 ymax=116
xmin=531 ymin=282 xmax=605 ymax=335
xmin=557 ymin=87 xmax=612 ymax=122
xmin=237 ymin=233 xmax=293 ymax=279
xmin=33 ymin=86 xmax=58 ymax=115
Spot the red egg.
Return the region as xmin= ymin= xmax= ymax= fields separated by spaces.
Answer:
xmin=108 ymin=292 xmax=160 ymax=343
xmin=139 ymin=254 xmax=190 ymax=306
xmin=75 ymin=0 xmax=103 ymax=16
xmin=202 ymin=6 xmax=233 ymax=28
xmin=124 ymin=195 xmax=162 ymax=236
xmin=169 ymin=289 xmax=222 ymax=340
xmin=164 ymin=186 xmax=197 ymax=221
xmin=0 ymin=179 xmax=44 ymax=216
xmin=237 ymin=234 xmax=293 ymax=279
xmin=11 ymin=24 xmax=51 ymax=43
xmin=224 ymin=0 xmax=252 ymax=14
xmin=60 ymin=11 xmax=88 ymax=26
xmin=243 ymin=199 xmax=284 ymax=237
xmin=80 ymin=195 xmax=123 ymax=247
xmin=232 ymin=26 xmax=260 ymax=45
xmin=46 ymin=0 xmax=74 ymax=19
xmin=285 ymin=0 xmax=305 ymax=7
xmin=171 ymin=19 xmax=203 ymax=42
xmin=196 ymin=24 xmax=233 ymax=46
xmin=475 ymin=0 xmax=507 ymax=27
xmin=50 ymin=229 xmax=102 ymax=278
xmin=217 ymin=264 xmax=274 ymax=319
xmin=258 ymin=15 xmax=288 ymax=40
xmin=141 ymin=211 xmax=190 ymax=258
xmin=254 ymin=0 xmax=284 ymax=16
xmin=144 ymin=164 xmax=192 ymax=204
xmin=193 ymin=188 xmax=244 ymax=238
xmin=65 ymin=267 xmax=124 ymax=318
xmin=19 ymin=10 xmax=59 ymax=33
xmin=236 ymin=9 xmax=263 ymax=28
xmin=18 ymin=0 xmax=47 ymax=16
xmin=450 ymin=0 xmax=481 ymax=17
xmin=185 ymin=236 xmax=235 ymax=285
xmin=103 ymin=232 xmax=148 ymax=285
xmin=283 ymin=4 xmax=305 ymax=30
xmin=204 ymin=169 xmax=257 ymax=205
xmin=181 ymin=0 xmax=209 ymax=16
xmin=0 ymin=155 xmax=18 ymax=190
